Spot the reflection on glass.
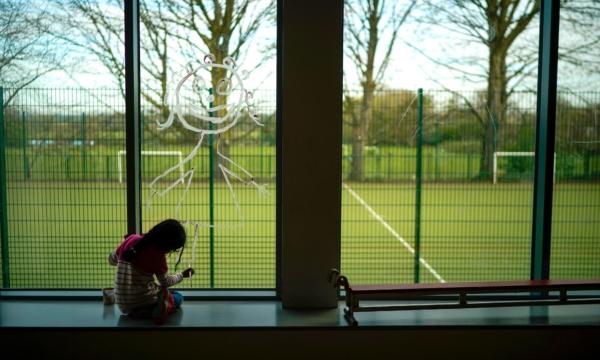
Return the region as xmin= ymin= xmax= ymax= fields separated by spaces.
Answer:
xmin=1 ymin=0 xmax=126 ymax=287
xmin=552 ymin=3 xmax=600 ymax=279
xmin=140 ymin=0 xmax=276 ymax=288
xmin=341 ymin=0 xmax=540 ymax=284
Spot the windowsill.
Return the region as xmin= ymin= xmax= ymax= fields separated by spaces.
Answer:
xmin=0 ymin=289 xmax=277 ymax=301
xmin=3 ymin=289 xmax=598 ymax=300
xmin=1 ymin=295 xmax=600 ymax=328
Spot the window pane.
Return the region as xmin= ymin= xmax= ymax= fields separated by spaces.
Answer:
xmin=551 ymin=3 xmax=600 ymax=279
xmin=139 ymin=0 xmax=276 ymax=288
xmin=1 ymin=0 xmax=125 ymax=287
xmin=341 ymin=0 xmax=539 ymax=283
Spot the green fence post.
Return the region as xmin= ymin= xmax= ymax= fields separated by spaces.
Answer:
xmin=387 ymin=153 xmax=391 ymax=180
xmin=435 ymin=120 xmax=440 ymax=181
xmin=66 ymin=155 xmax=71 ymax=180
xmin=584 ymin=152 xmax=590 ymax=179
xmin=0 ymin=87 xmax=10 ymax=287
xmin=81 ymin=112 xmax=86 ymax=180
xmin=208 ymin=88 xmax=216 ymax=288
xmin=21 ymin=112 xmax=30 ymax=180
xmin=268 ymin=154 xmax=272 ymax=177
xmin=106 ymin=155 xmax=111 ymax=181
xmin=467 ymin=153 xmax=472 ymax=179
xmin=260 ymin=127 xmax=264 ymax=178
xmin=414 ymin=88 xmax=423 ymax=284
xmin=141 ymin=112 xmax=144 ymax=146
xmin=427 ymin=154 xmax=433 ymax=181
xmin=140 ymin=112 xmax=144 ymax=181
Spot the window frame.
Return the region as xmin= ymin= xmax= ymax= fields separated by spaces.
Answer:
xmin=0 ymin=0 xmax=566 ymax=302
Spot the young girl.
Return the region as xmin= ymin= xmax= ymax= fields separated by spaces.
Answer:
xmin=108 ymin=219 xmax=194 ymax=324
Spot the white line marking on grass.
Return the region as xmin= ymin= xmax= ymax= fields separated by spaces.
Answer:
xmin=343 ymin=183 xmax=446 ymax=283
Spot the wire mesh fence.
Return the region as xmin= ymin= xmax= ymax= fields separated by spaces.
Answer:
xmin=0 ymin=87 xmax=276 ymax=288
xmin=1 ymin=88 xmax=127 ymax=288
xmin=340 ymin=89 xmax=600 ymax=284
xmin=0 ymin=87 xmax=598 ymax=288
xmin=551 ymin=91 xmax=600 ymax=279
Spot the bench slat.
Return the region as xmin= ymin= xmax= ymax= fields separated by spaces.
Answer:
xmin=349 ymin=279 xmax=600 ymax=295
xmin=329 ymin=270 xmax=600 ymax=326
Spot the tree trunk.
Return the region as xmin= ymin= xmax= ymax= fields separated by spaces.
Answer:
xmin=350 ymin=87 xmax=374 ymax=181
xmin=481 ymin=46 xmax=508 ymax=179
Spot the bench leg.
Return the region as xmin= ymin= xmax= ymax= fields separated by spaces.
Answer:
xmin=459 ymin=292 xmax=467 ymax=305
xmin=344 ymin=307 xmax=358 ymax=326
xmin=560 ymin=290 xmax=567 ymax=302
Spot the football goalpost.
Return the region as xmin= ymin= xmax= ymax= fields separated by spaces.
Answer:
xmin=117 ymin=150 xmax=184 ymax=183
xmin=493 ymin=151 xmax=556 ymax=184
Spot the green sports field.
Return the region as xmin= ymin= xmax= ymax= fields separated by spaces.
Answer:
xmin=2 ymin=180 xmax=599 ymax=288
xmin=342 ymin=182 xmax=600 ymax=284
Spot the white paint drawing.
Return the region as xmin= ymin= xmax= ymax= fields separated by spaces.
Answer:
xmin=147 ymin=54 xmax=268 ymax=232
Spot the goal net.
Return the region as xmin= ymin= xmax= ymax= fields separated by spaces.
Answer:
xmin=493 ymin=151 xmax=555 ymax=184
xmin=117 ymin=150 xmax=184 ymax=183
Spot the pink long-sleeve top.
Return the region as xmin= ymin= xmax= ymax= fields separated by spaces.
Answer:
xmin=108 ymin=234 xmax=183 ymax=314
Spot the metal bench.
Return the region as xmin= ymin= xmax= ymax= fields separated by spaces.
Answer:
xmin=329 ymin=269 xmax=600 ymax=326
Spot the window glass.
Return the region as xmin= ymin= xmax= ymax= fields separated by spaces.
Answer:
xmin=140 ymin=0 xmax=277 ymax=288
xmin=341 ymin=0 xmax=539 ymax=283
xmin=551 ymin=2 xmax=600 ymax=279
xmin=1 ymin=0 xmax=125 ymax=287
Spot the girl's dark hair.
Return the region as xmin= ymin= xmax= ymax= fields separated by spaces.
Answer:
xmin=122 ymin=219 xmax=186 ymax=265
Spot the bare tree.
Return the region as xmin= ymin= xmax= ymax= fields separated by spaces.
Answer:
xmin=556 ymin=0 xmax=600 ymax=89
xmin=139 ymin=0 xmax=177 ymax=140
xmin=52 ymin=0 xmax=275 ymax=145
xmin=417 ymin=0 xmax=600 ymax=178
xmin=0 ymin=0 xmax=62 ymax=106
xmin=345 ymin=0 xmax=416 ymax=181
xmin=51 ymin=1 xmax=170 ymax=112
xmin=163 ymin=0 xmax=276 ymax=155
xmin=49 ymin=1 xmax=126 ymax=95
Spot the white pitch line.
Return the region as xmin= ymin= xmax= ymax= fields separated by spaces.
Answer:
xmin=343 ymin=183 xmax=446 ymax=283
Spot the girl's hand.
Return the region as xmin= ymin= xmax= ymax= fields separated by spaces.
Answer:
xmin=182 ymin=268 xmax=195 ymax=278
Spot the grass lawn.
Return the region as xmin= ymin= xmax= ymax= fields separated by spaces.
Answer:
xmin=341 ymin=181 xmax=600 ymax=284
xmin=2 ymin=180 xmax=599 ymax=288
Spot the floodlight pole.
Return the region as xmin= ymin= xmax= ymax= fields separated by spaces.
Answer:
xmin=531 ymin=0 xmax=560 ymax=281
